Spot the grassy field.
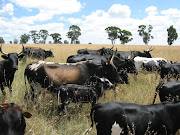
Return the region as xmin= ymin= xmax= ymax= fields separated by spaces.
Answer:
xmin=1 ymin=44 xmax=180 ymax=135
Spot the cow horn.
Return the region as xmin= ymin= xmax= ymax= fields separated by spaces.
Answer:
xmin=0 ymin=44 xmax=8 ymax=55
xmin=110 ymin=45 xmax=114 ymax=50
xmin=147 ymin=46 xmax=155 ymax=52
xmin=110 ymin=49 xmax=117 ymax=70
xmin=17 ymin=44 xmax=25 ymax=55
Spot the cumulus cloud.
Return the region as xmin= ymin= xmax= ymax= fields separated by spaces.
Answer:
xmin=108 ymin=4 xmax=131 ymax=18
xmin=145 ymin=6 xmax=158 ymax=16
xmin=0 ymin=3 xmax=14 ymax=16
xmin=10 ymin=0 xmax=82 ymax=23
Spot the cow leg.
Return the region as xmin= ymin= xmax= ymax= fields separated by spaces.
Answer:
xmin=59 ymin=101 xmax=69 ymax=116
xmin=8 ymin=85 xmax=12 ymax=97
xmin=0 ymin=85 xmax=6 ymax=102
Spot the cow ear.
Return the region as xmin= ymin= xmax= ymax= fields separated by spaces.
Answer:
xmin=18 ymin=54 xmax=25 ymax=59
xmin=1 ymin=55 xmax=8 ymax=59
xmin=22 ymin=111 xmax=32 ymax=118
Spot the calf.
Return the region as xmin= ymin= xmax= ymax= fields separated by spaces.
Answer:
xmin=87 ymin=101 xmax=180 ymax=135
xmin=0 ymin=103 xmax=32 ymax=135
xmin=154 ymin=81 xmax=180 ymax=103
xmin=0 ymin=44 xmax=24 ymax=97
xmin=58 ymin=77 xmax=114 ymax=115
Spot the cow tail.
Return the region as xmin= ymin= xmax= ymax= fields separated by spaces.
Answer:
xmin=153 ymin=81 xmax=164 ymax=104
xmin=82 ymin=104 xmax=101 ymax=135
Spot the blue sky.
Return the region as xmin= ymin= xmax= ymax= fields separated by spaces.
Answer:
xmin=0 ymin=0 xmax=180 ymax=45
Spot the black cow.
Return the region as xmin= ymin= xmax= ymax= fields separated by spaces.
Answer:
xmin=87 ymin=101 xmax=180 ymax=135
xmin=24 ymin=58 xmax=120 ymax=102
xmin=67 ymin=54 xmax=108 ymax=64
xmin=116 ymin=46 xmax=154 ymax=59
xmin=0 ymin=44 xmax=24 ymax=97
xmin=23 ymin=47 xmax=54 ymax=60
xmin=160 ymin=62 xmax=180 ymax=80
xmin=58 ymin=76 xmax=114 ymax=115
xmin=154 ymin=81 xmax=180 ymax=103
xmin=0 ymin=103 xmax=32 ymax=135
xmin=77 ymin=46 xmax=113 ymax=55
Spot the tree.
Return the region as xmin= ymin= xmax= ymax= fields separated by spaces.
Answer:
xmin=13 ymin=38 xmax=18 ymax=44
xmin=138 ymin=25 xmax=154 ymax=45
xmin=20 ymin=34 xmax=30 ymax=44
xmin=0 ymin=37 xmax=5 ymax=44
xmin=64 ymin=40 xmax=69 ymax=44
xmin=67 ymin=25 xmax=81 ymax=44
xmin=50 ymin=33 xmax=62 ymax=44
xmin=118 ymin=30 xmax=133 ymax=45
xmin=39 ymin=29 xmax=49 ymax=44
xmin=167 ymin=25 xmax=178 ymax=45
xmin=105 ymin=26 xmax=120 ymax=44
xmin=29 ymin=30 xmax=39 ymax=44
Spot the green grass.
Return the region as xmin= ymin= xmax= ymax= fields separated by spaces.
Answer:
xmin=1 ymin=44 xmax=180 ymax=135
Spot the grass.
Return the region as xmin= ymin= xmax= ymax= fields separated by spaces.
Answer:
xmin=1 ymin=44 xmax=180 ymax=135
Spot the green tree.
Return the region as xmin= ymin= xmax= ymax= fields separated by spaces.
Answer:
xmin=138 ymin=25 xmax=154 ymax=45
xmin=118 ymin=30 xmax=133 ymax=45
xmin=105 ymin=26 xmax=120 ymax=44
xmin=167 ymin=25 xmax=178 ymax=45
xmin=67 ymin=25 xmax=81 ymax=44
xmin=20 ymin=34 xmax=30 ymax=44
xmin=13 ymin=38 xmax=18 ymax=44
xmin=0 ymin=37 xmax=5 ymax=44
xmin=64 ymin=40 xmax=69 ymax=44
xmin=39 ymin=29 xmax=49 ymax=44
xmin=50 ymin=33 xmax=62 ymax=44
xmin=29 ymin=30 xmax=39 ymax=44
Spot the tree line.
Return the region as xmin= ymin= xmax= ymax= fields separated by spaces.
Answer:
xmin=0 ymin=24 xmax=178 ymax=45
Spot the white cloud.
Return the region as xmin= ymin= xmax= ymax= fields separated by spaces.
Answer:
xmin=145 ymin=6 xmax=158 ymax=16
xmin=161 ymin=8 xmax=180 ymax=18
xmin=108 ymin=4 xmax=131 ymax=18
xmin=9 ymin=0 xmax=82 ymax=23
xmin=67 ymin=18 xmax=82 ymax=24
xmin=0 ymin=3 xmax=14 ymax=16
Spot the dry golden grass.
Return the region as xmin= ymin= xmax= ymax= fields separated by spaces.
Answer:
xmin=1 ymin=44 xmax=180 ymax=135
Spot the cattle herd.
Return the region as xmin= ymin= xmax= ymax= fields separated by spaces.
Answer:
xmin=1 ymin=44 xmax=180 ymax=135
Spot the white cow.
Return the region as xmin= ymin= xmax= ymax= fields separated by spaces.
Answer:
xmin=134 ymin=56 xmax=168 ymax=73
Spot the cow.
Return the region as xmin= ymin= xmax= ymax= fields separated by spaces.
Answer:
xmin=24 ymin=57 xmax=120 ymax=103
xmin=116 ymin=46 xmax=154 ymax=59
xmin=23 ymin=47 xmax=54 ymax=60
xmin=58 ymin=76 xmax=114 ymax=115
xmin=0 ymin=44 xmax=25 ymax=97
xmin=0 ymin=103 xmax=32 ymax=135
xmin=153 ymin=81 xmax=180 ymax=104
xmin=77 ymin=46 xmax=114 ymax=55
xmin=160 ymin=62 xmax=180 ymax=80
xmin=134 ymin=56 xmax=167 ymax=73
xmin=86 ymin=101 xmax=180 ymax=135
xmin=67 ymin=54 xmax=108 ymax=64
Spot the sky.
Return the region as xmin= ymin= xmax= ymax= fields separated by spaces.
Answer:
xmin=0 ymin=0 xmax=180 ymax=45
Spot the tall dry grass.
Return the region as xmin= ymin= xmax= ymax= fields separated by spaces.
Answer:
xmin=1 ymin=44 xmax=180 ymax=135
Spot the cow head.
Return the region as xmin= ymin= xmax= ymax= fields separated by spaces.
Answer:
xmin=0 ymin=103 xmax=32 ymax=135
xmin=142 ymin=46 xmax=155 ymax=58
xmin=98 ymin=54 xmax=121 ymax=84
xmin=0 ymin=44 xmax=25 ymax=70
xmin=45 ymin=49 xmax=54 ymax=58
